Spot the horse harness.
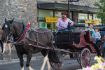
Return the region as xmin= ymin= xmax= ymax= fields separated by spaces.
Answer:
xmin=13 ymin=28 xmax=51 ymax=49
xmin=11 ymin=27 xmax=80 ymax=54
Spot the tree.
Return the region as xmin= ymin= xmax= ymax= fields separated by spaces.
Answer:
xmin=95 ymin=0 xmax=105 ymax=24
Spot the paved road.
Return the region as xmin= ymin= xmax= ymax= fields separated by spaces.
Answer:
xmin=0 ymin=61 xmax=80 ymax=70
xmin=0 ymin=53 xmax=97 ymax=70
xmin=0 ymin=47 xmax=96 ymax=70
xmin=0 ymin=56 xmax=81 ymax=70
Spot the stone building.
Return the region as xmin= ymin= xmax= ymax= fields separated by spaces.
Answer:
xmin=0 ymin=0 xmax=37 ymax=27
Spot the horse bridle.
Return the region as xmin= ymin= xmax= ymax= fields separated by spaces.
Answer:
xmin=4 ymin=23 xmax=14 ymax=43
xmin=6 ymin=32 xmax=13 ymax=43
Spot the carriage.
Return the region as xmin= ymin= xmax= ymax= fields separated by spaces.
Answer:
xmin=53 ymin=24 xmax=102 ymax=68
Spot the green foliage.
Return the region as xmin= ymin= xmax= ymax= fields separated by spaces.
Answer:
xmin=95 ymin=0 xmax=105 ymax=24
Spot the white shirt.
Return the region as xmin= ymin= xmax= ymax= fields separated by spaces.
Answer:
xmin=56 ymin=18 xmax=74 ymax=30
xmin=94 ymin=32 xmax=101 ymax=40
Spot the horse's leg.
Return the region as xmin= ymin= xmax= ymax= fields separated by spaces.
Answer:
xmin=41 ymin=56 xmax=47 ymax=70
xmin=17 ymin=53 xmax=24 ymax=70
xmin=41 ymin=50 xmax=51 ymax=70
xmin=26 ymin=53 xmax=34 ymax=70
xmin=41 ymin=54 xmax=51 ymax=70
xmin=46 ymin=55 xmax=51 ymax=70
xmin=3 ymin=43 xmax=6 ymax=53
xmin=8 ymin=43 xmax=12 ymax=60
xmin=8 ymin=43 xmax=11 ymax=55
xmin=0 ymin=40 xmax=3 ymax=53
xmin=2 ymin=43 xmax=8 ymax=60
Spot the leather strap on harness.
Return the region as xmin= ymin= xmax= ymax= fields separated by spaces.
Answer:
xmin=16 ymin=22 xmax=31 ymax=42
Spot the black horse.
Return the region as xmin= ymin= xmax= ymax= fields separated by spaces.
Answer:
xmin=1 ymin=18 xmax=61 ymax=70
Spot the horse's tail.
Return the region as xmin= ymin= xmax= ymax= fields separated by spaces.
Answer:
xmin=48 ymin=49 xmax=62 ymax=70
xmin=48 ymin=50 xmax=60 ymax=63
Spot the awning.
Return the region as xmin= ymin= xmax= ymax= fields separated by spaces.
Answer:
xmin=37 ymin=2 xmax=98 ymax=13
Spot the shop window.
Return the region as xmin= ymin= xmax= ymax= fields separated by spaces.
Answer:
xmin=78 ymin=19 xmax=85 ymax=24
xmin=47 ymin=24 xmax=52 ymax=29
xmin=46 ymin=23 xmax=56 ymax=31
xmin=38 ymin=17 xmax=45 ymax=22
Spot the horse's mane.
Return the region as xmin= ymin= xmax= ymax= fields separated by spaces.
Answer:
xmin=13 ymin=21 xmax=25 ymax=32
xmin=12 ymin=20 xmax=25 ymax=41
xmin=13 ymin=20 xmax=25 ymax=27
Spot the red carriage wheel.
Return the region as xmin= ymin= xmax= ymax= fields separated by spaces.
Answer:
xmin=80 ymin=48 xmax=91 ymax=68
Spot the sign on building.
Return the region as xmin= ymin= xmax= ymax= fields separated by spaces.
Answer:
xmin=45 ymin=17 xmax=58 ymax=23
xmin=85 ymin=19 xmax=101 ymax=25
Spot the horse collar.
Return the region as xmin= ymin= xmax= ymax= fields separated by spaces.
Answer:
xmin=14 ymin=23 xmax=25 ymax=42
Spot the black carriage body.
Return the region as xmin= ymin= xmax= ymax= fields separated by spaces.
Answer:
xmin=55 ymin=30 xmax=81 ymax=51
xmin=54 ymin=24 xmax=90 ymax=51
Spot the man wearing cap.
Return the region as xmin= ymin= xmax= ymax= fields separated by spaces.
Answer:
xmin=56 ymin=12 xmax=74 ymax=31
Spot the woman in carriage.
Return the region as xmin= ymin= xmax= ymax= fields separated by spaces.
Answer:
xmin=56 ymin=11 xmax=74 ymax=31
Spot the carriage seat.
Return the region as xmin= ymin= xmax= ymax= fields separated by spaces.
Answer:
xmin=55 ymin=31 xmax=81 ymax=45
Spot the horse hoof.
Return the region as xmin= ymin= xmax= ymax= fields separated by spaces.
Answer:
xmin=21 ymin=67 xmax=24 ymax=70
xmin=0 ymin=52 xmax=3 ymax=55
xmin=28 ymin=66 xmax=34 ymax=70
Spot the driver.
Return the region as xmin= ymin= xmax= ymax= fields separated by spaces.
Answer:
xmin=56 ymin=12 xmax=74 ymax=31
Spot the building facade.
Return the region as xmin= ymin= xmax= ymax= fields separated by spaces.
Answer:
xmin=0 ymin=0 xmax=99 ymax=30
xmin=37 ymin=0 xmax=100 ymax=30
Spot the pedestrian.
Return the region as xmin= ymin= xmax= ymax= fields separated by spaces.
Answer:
xmin=56 ymin=11 xmax=74 ymax=31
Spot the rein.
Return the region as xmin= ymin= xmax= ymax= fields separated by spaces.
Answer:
xmin=13 ymin=37 xmax=75 ymax=54
xmin=15 ymin=22 xmax=30 ymax=42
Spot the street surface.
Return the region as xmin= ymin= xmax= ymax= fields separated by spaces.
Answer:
xmin=0 ymin=47 xmax=96 ymax=70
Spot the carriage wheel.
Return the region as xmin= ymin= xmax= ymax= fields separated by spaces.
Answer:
xmin=80 ymin=48 xmax=91 ymax=68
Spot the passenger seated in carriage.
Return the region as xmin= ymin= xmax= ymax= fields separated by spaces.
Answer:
xmin=87 ymin=24 xmax=95 ymax=39
xmin=94 ymin=28 xmax=101 ymax=43
xmin=56 ymin=12 xmax=74 ymax=31
xmin=86 ymin=24 xmax=101 ymax=56
xmin=87 ymin=24 xmax=101 ymax=43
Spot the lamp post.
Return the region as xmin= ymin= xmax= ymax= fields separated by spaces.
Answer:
xmin=67 ymin=0 xmax=79 ymax=18
xmin=68 ymin=0 xmax=70 ymax=18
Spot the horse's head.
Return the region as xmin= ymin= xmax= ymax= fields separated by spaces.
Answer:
xmin=1 ymin=18 xmax=14 ymax=43
xmin=2 ymin=18 xmax=25 ymax=42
